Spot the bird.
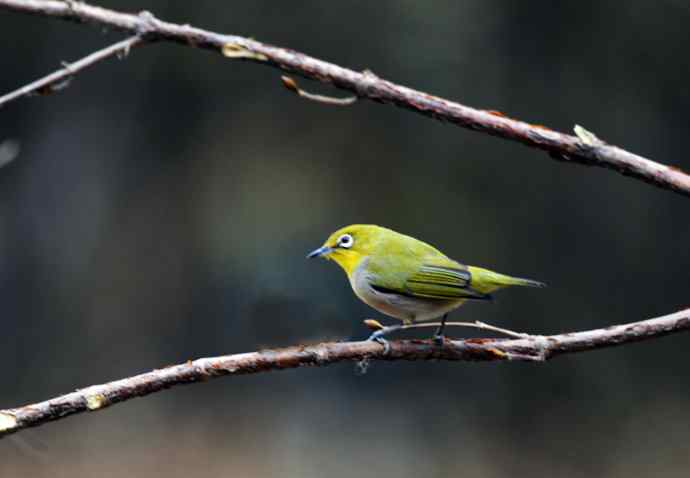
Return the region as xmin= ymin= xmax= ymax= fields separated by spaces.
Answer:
xmin=307 ymin=224 xmax=545 ymax=343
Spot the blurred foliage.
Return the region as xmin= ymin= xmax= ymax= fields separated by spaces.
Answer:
xmin=0 ymin=1 xmax=689 ymax=477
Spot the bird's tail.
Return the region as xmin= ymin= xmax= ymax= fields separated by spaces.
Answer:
xmin=500 ymin=274 xmax=546 ymax=288
xmin=468 ymin=267 xmax=546 ymax=293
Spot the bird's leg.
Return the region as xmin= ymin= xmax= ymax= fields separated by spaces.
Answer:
xmin=366 ymin=324 xmax=403 ymax=355
xmin=433 ymin=314 xmax=449 ymax=344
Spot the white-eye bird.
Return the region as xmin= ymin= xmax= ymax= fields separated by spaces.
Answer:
xmin=308 ymin=224 xmax=545 ymax=341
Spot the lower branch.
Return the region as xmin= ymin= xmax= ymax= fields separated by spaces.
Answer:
xmin=0 ymin=307 xmax=687 ymax=438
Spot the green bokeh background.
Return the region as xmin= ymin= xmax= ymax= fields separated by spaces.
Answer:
xmin=1 ymin=1 xmax=689 ymax=477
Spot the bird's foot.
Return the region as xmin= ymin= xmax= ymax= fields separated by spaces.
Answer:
xmin=366 ymin=328 xmax=384 ymax=342
xmin=366 ymin=324 xmax=402 ymax=355
xmin=373 ymin=336 xmax=391 ymax=355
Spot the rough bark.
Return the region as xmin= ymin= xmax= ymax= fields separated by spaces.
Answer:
xmin=1 ymin=0 xmax=689 ymax=196
xmin=1 ymin=308 xmax=687 ymax=438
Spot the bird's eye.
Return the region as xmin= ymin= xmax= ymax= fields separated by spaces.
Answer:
xmin=337 ymin=233 xmax=354 ymax=248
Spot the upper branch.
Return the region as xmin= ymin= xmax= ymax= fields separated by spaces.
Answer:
xmin=0 ymin=307 xmax=688 ymax=438
xmin=1 ymin=0 xmax=689 ymax=197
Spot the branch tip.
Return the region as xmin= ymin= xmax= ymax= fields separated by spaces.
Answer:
xmin=280 ymin=75 xmax=299 ymax=93
xmin=280 ymin=75 xmax=357 ymax=106
xmin=0 ymin=413 xmax=17 ymax=432
xmin=363 ymin=319 xmax=384 ymax=331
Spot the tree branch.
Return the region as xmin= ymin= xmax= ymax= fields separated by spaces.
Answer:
xmin=0 ymin=35 xmax=144 ymax=107
xmin=0 ymin=307 xmax=687 ymax=438
xmin=1 ymin=1 xmax=688 ymax=440
xmin=1 ymin=0 xmax=689 ymax=197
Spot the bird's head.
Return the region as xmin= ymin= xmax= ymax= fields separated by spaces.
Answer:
xmin=307 ymin=224 xmax=381 ymax=276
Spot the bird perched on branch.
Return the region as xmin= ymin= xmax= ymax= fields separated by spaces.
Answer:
xmin=308 ymin=224 xmax=545 ymax=343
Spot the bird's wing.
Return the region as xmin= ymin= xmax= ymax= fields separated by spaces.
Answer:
xmin=403 ymin=263 xmax=492 ymax=300
xmin=368 ymin=255 xmax=492 ymax=301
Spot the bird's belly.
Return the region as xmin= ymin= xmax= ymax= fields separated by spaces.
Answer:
xmin=350 ymin=265 xmax=464 ymax=323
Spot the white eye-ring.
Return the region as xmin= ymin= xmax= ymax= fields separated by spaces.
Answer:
xmin=337 ymin=233 xmax=354 ymax=249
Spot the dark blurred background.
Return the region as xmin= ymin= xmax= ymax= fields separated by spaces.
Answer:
xmin=1 ymin=1 xmax=689 ymax=477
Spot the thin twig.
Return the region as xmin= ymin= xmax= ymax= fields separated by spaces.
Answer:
xmin=0 ymin=307 xmax=687 ymax=438
xmin=0 ymin=0 xmax=689 ymax=196
xmin=0 ymin=34 xmax=144 ymax=108
xmin=363 ymin=319 xmax=529 ymax=339
xmin=281 ymin=75 xmax=357 ymax=106
xmin=405 ymin=320 xmax=529 ymax=339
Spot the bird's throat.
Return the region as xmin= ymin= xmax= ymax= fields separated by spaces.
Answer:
xmin=330 ymin=250 xmax=365 ymax=277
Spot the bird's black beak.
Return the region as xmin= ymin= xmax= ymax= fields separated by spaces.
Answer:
xmin=307 ymin=246 xmax=333 ymax=259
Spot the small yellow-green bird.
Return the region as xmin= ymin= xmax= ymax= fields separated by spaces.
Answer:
xmin=308 ymin=224 xmax=545 ymax=341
